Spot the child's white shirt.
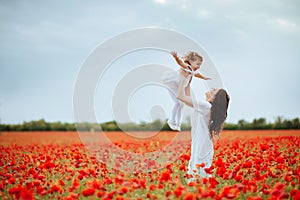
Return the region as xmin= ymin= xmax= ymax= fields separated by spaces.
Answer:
xmin=162 ymin=69 xmax=193 ymax=89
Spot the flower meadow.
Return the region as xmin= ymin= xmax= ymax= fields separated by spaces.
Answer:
xmin=0 ymin=130 xmax=299 ymax=200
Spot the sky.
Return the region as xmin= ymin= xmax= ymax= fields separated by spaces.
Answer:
xmin=0 ymin=0 xmax=299 ymax=124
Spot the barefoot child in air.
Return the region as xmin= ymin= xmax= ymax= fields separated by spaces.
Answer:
xmin=162 ymin=51 xmax=211 ymax=131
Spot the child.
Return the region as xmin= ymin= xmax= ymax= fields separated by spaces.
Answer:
xmin=162 ymin=51 xmax=211 ymax=131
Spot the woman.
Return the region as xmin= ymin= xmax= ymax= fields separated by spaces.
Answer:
xmin=176 ymin=71 xmax=230 ymax=183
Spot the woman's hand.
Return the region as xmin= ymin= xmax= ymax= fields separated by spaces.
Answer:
xmin=179 ymin=71 xmax=186 ymax=80
xmin=180 ymin=68 xmax=191 ymax=77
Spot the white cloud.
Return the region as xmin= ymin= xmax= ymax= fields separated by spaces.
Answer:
xmin=197 ymin=9 xmax=213 ymax=19
xmin=211 ymin=0 xmax=238 ymax=6
xmin=153 ymin=0 xmax=169 ymax=5
xmin=224 ymin=11 xmax=300 ymax=35
xmin=269 ymin=18 xmax=299 ymax=33
xmin=180 ymin=3 xmax=188 ymax=11
xmin=152 ymin=0 xmax=190 ymax=14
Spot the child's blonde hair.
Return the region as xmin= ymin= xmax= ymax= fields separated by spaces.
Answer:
xmin=182 ymin=51 xmax=203 ymax=65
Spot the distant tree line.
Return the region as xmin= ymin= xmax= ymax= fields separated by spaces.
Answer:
xmin=0 ymin=117 xmax=299 ymax=132
xmin=223 ymin=117 xmax=300 ymax=130
xmin=0 ymin=119 xmax=77 ymax=132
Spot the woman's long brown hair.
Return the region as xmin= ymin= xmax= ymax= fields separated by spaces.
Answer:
xmin=209 ymin=89 xmax=230 ymax=139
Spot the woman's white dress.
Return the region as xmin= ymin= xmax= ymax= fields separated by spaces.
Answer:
xmin=187 ymin=95 xmax=213 ymax=182
xmin=163 ymin=69 xmax=214 ymax=181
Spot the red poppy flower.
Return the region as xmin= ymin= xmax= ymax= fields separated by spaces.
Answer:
xmin=82 ymin=188 xmax=95 ymax=197
xmin=159 ymin=171 xmax=171 ymax=182
xmin=183 ymin=192 xmax=194 ymax=200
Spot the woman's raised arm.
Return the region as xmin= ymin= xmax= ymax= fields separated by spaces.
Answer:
xmin=177 ymin=73 xmax=194 ymax=108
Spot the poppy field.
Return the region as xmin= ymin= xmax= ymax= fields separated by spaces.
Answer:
xmin=0 ymin=130 xmax=299 ymax=199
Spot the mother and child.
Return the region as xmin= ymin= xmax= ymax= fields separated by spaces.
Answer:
xmin=162 ymin=51 xmax=230 ymax=181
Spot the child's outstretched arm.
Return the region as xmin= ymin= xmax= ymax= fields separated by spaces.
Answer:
xmin=194 ymin=72 xmax=211 ymax=80
xmin=170 ymin=51 xmax=190 ymax=70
